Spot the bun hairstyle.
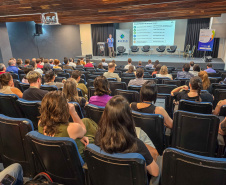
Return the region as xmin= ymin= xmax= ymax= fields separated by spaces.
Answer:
xmin=0 ymin=73 xmax=12 ymax=88
xmin=198 ymin=71 xmax=210 ymax=90
xmin=189 ymin=76 xmax=203 ymax=101
xmin=136 ymin=68 xmax=144 ymax=78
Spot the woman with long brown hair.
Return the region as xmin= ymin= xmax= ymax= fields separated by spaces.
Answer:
xmin=198 ymin=71 xmax=211 ymax=93
xmin=95 ymin=95 xmax=159 ymax=177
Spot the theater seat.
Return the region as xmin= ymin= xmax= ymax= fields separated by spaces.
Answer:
xmin=115 ymin=89 xmax=140 ymax=103
xmin=16 ymin=99 xmax=41 ymax=130
xmin=172 ymin=111 xmax=219 ymax=157
xmin=25 ymin=131 xmax=85 ymax=185
xmin=69 ymin=102 xmax=84 ymax=119
xmin=219 ymin=105 xmax=226 ymax=116
xmin=178 ymin=100 xmax=213 ymax=114
xmin=0 ymin=114 xmax=34 ymax=177
xmin=19 ymin=82 xmax=30 ymax=92
xmin=109 ymin=81 xmax=127 ymax=96
xmin=84 ymin=144 xmax=147 ymax=185
xmin=85 ymin=104 xmax=104 ymax=124
xmin=162 ymin=148 xmax=226 ymax=185
xmin=88 ymin=87 xmax=95 ymax=100
xmin=40 ymin=85 xmax=58 ymax=91
xmin=57 ymin=72 xmax=70 ymax=78
xmin=213 ymin=89 xmax=226 ymax=108
xmin=132 ymin=111 xmax=165 ymax=155
xmin=162 ymin=79 xmax=181 ymax=87
xmin=157 ymin=84 xmax=177 ymax=94
xmin=128 ymin=85 xmax=141 ymax=92
xmin=121 ymin=77 xmax=135 ymax=85
xmin=0 ymin=93 xmax=24 ymax=118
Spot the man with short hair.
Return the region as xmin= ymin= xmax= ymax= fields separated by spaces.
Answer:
xmin=190 ymin=61 xmax=194 ymax=71
xmin=30 ymin=61 xmax=43 ymax=75
xmin=6 ymin=59 xmax=19 ymax=74
xmin=103 ymin=62 xmax=121 ymax=82
xmin=128 ymin=68 xmax=147 ymax=86
xmin=49 ymin=59 xmax=54 ymax=67
xmin=107 ymin=34 xmax=115 ymax=58
xmin=205 ymin=63 xmax=216 ymax=73
xmin=145 ymin=60 xmax=153 ymax=68
xmin=0 ymin=64 xmax=6 ymax=75
xmin=102 ymin=58 xmax=108 ymax=67
xmin=71 ymin=70 xmax=88 ymax=100
xmin=23 ymin=71 xmax=48 ymax=101
xmin=16 ymin=58 xmax=23 ymax=68
xmin=44 ymin=59 xmax=49 ymax=63
xmin=24 ymin=59 xmax=30 ymax=67
xmin=124 ymin=58 xmax=136 ymax=70
xmin=177 ymin=63 xmax=194 ymax=79
xmin=36 ymin=58 xmax=43 ymax=69
xmin=63 ymin=57 xmax=74 ymax=70
xmin=68 ymin=58 xmax=76 ymax=68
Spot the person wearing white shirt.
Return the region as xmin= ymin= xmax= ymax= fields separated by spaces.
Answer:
xmin=68 ymin=58 xmax=76 ymax=68
xmin=124 ymin=58 xmax=136 ymax=70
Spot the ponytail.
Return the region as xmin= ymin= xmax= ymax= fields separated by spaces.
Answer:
xmin=197 ymin=81 xmax=202 ymax=102
xmin=190 ymin=76 xmax=203 ymax=102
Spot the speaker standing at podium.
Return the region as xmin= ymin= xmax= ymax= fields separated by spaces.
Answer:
xmin=107 ymin=34 xmax=115 ymax=58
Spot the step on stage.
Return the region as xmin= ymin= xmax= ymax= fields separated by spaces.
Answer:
xmin=77 ymin=54 xmax=225 ymax=69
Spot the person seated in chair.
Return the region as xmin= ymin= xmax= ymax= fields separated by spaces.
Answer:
xmin=156 ymin=65 xmax=173 ymax=80
xmin=152 ymin=64 xmax=162 ymax=76
xmin=44 ymin=70 xmax=64 ymax=89
xmin=171 ymin=76 xmax=213 ymax=103
xmin=16 ymin=58 xmax=24 ymax=69
xmin=97 ymin=63 xmax=104 ymax=70
xmin=68 ymin=58 xmax=76 ymax=68
xmin=95 ymin=95 xmax=160 ymax=178
xmin=189 ymin=64 xmax=200 ymax=77
xmin=103 ymin=62 xmax=121 ymax=82
xmin=22 ymin=66 xmax=34 ymax=84
xmin=145 ymin=60 xmax=153 ymax=68
xmin=24 ymin=59 xmax=30 ymax=67
xmin=101 ymin=58 xmax=108 ymax=67
xmin=177 ymin=63 xmax=194 ymax=79
xmin=128 ymin=68 xmax=147 ymax=86
xmin=53 ymin=59 xmax=62 ymax=70
xmin=0 ymin=63 xmax=6 ymax=75
xmin=84 ymin=59 xmax=94 ymax=68
xmin=124 ymin=58 xmax=136 ymax=70
xmin=126 ymin=65 xmax=136 ymax=75
xmin=189 ymin=61 xmax=194 ymax=71
xmin=63 ymin=57 xmax=74 ymax=70
xmin=89 ymin=76 xmax=112 ymax=107
xmin=136 ymin=61 xmax=143 ymax=68
xmin=38 ymin=91 xmax=97 ymax=158
xmin=0 ymin=73 xmax=23 ymax=98
xmin=6 ymin=59 xmax=19 ymax=74
xmin=131 ymin=81 xmax=173 ymax=129
xmin=23 ymin=71 xmax=48 ymax=101
xmin=36 ymin=58 xmax=43 ymax=69
xmin=204 ymin=63 xmax=216 ymax=73
xmin=198 ymin=71 xmax=212 ymax=93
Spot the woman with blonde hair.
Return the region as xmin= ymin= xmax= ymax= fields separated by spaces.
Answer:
xmin=53 ymin=59 xmax=62 ymax=70
xmin=156 ymin=65 xmax=173 ymax=80
xmin=198 ymin=71 xmax=211 ymax=93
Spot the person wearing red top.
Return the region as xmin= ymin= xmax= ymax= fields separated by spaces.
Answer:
xmin=36 ymin=58 xmax=43 ymax=69
xmin=0 ymin=63 xmax=6 ymax=75
xmin=84 ymin=59 xmax=94 ymax=68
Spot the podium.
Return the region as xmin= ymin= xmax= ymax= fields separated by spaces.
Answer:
xmin=97 ymin=42 xmax=106 ymax=56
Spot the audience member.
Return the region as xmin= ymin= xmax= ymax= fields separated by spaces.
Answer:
xmin=16 ymin=58 xmax=23 ymax=68
xmin=32 ymin=58 xmax=36 ymax=63
xmin=6 ymin=59 xmax=19 ymax=74
xmin=171 ymin=76 xmax=213 ymax=103
xmin=89 ymin=76 xmax=112 ymax=106
xmin=189 ymin=64 xmax=200 ymax=76
xmin=205 ymin=63 xmax=216 ymax=73
xmin=24 ymin=59 xmax=30 ymax=67
xmin=111 ymin=60 xmax=117 ymax=66
xmin=63 ymin=57 xmax=74 ymax=70
xmin=136 ymin=61 xmax=143 ymax=68
xmin=76 ymin=59 xmax=83 ymax=67
xmin=213 ymin=100 xmax=226 ymax=135
xmin=103 ymin=62 xmax=121 ymax=82
xmin=102 ymin=58 xmax=108 ymax=67
xmin=36 ymin=58 xmax=43 ymax=69
xmin=0 ymin=64 xmax=6 ymax=75
xmin=128 ymin=68 xmax=147 ymax=86
xmin=22 ymin=66 xmax=34 ymax=84
xmin=177 ymin=63 xmax=194 ymax=79
xmin=95 ymin=95 xmax=159 ymax=177
xmin=44 ymin=70 xmax=64 ymax=89
xmin=126 ymin=65 xmax=136 ymax=74
xmin=156 ymin=65 xmax=173 ymax=79
xmin=49 ymin=59 xmax=54 ymax=67
xmin=40 ymin=57 xmax=44 ymax=65
xmin=84 ymin=59 xmax=94 ymax=68
xmin=152 ymin=64 xmax=162 ymax=76
xmin=29 ymin=60 xmax=43 ymax=75
xmin=190 ymin=61 xmax=194 ymax=71
xmin=71 ymin=70 xmax=88 ymax=100
xmin=38 ymin=91 xmax=97 ymax=158
xmin=43 ymin=63 xmax=51 ymax=74
xmin=53 ymin=59 xmax=62 ymax=70
xmin=153 ymin=60 xmax=160 ymax=69
xmin=145 ymin=60 xmax=153 ymax=68
xmin=213 ymin=99 xmax=226 ymax=116
xmin=124 ymin=58 xmax=135 ymax=70
xmin=23 ymin=71 xmax=48 ymax=101
xmin=69 ymin=58 xmax=76 ymax=68
xmin=198 ymin=71 xmax=212 ymax=93
xmin=131 ymin=81 xmax=173 ymax=128
xmin=63 ymin=78 xmax=87 ymax=115
xmin=80 ymin=58 xmax=86 ymax=65
xmin=0 ymin=73 xmax=23 ymax=98
xmin=97 ymin=63 xmax=104 ymax=70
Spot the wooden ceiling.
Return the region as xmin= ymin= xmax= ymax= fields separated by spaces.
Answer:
xmin=0 ymin=0 xmax=226 ymax=24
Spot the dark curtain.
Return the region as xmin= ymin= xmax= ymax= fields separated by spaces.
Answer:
xmin=91 ymin=23 xmax=119 ymax=56
xmin=184 ymin=18 xmax=219 ymax=58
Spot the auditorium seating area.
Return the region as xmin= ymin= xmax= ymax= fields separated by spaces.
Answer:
xmin=0 ymin=58 xmax=226 ymax=185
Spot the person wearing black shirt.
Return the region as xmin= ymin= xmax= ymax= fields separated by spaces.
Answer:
xmin=23 ymin=71 xmax=48 ymax=101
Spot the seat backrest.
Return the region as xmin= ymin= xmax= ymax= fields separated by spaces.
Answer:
xmin=85 ymin=104 xmax=104 ymax=124
xmin=159 ymin=45 xmax=166 ymax=50
xmin=143 ymin=45 xmax=150 ymax=50
xmin=170 ymin=45 xmax=177 ymax=50
xmin=57 ymin=72 xmax=70 ymax=78
xmin=157 ymin=93 xmax=174 ymax=118
xmin=178 ymin=100 xmax=212 ymax=114
xmin=162 ymin=148 xmax=226 ymax=185
xmin=87 ymin=79 xmax=94 ymax=87
xmin=109 ymin=81 xmax=127 ymax=96
xmin=69 ymin=102 xmax=84 ymax=119
xmin=10 ymin=72 xmax=19 ymax=80
xmin=214 ymin=89 xmax=226 ymax=108
xmin=87 ymin=74 xmax=100 ymax=80
xmin=163 ymin=79 xmax=181 ymax=86
xmin=208 ymin=72 xmax=221 ymax=77
xmin=219 ymin=105 xmax=226 ymax=116
xmin=40 ymin=85 xmax=58 ymax=91
xmin=115 ymin=89 xmax=140 ymax=103
xmin=117 ymin=46 xmax=125 ymax=52
xmin=128 ymin=85 xmax=141 ymax=92
xmin=84 ymin=144 xmax=147 ymax=185
xmin=209 ymin=77 xmax=222 ymax=83
xmin=122 ymin=73 xmax=135 ymax=77
xmin=88 ymin=87 xmax=95 ymax=100
xmin=121 ymin=77 xmax=136 ymax=85
xmin=156 ymin=77 xmax=171 ymax=84
xmin=157 ymin=84 xmax=177 ymax=94
xmin=0 ymin=93 xmax=24 ymax=118
xmin=175 ymin=78 xmax=190 ymax=85
xmin=132 ymin=111 xmax=165 ymax=155
xmin=25 ymin=131 xmax=85 ymax=185
xmin=19 ymin=82 xmax=30 ymax=92
xmin=16 ymin=99 xmax=41 ymax=130
xmin=0 ymin=114 xmax=33 ymax=176
xmin=85 ymin=68 xmax=96 ymax=72
xmin=54 ymin=77 xmax=66 ymax=82
xmin=19 ymin=74 xmax=26 ymax=82
xmin=212 ymin=83 xmax=226 ymax=95
xmin=130 ymin=45 xmax=138 ymax=51
xmin=172 ymin=111 xmax=219 ymax=156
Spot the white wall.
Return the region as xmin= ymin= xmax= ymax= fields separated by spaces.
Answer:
xmin=119 ymin=19 xmax=187 ymax=55
xmin=80 ymin=24 xmax=93 ymax=56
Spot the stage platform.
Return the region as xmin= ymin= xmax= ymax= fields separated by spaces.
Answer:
xmin=77 ymin=54 xmax=225 ymax=69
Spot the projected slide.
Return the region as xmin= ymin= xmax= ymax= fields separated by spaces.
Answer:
xmin=133 ymin=21 xmax=176 ymax=46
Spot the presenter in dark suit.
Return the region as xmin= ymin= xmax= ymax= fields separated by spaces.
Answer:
xmin=107 ymin=34 xmax=115 ymax=58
